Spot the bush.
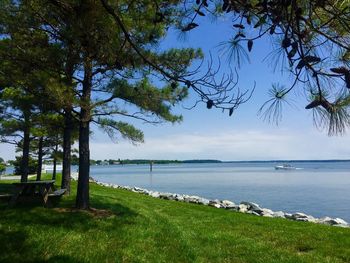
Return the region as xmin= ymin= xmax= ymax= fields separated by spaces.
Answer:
xmin=13 ymin=156 xmax=38 ymax=175
xmin=0 ymin=163 xmax=5 ymax=174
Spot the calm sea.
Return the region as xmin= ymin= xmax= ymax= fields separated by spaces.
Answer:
xmin=90 ymin=161 xmax=350 ymax=221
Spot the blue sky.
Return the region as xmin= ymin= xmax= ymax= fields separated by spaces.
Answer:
xmin=1 ymin=15 xmax=349 ymax=161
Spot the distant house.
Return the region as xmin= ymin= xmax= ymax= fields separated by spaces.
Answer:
xmin=42 ymin=164 xmax=62 ymax=173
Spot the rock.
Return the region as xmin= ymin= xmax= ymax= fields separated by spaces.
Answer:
xmin=240 ymin=201 xmax=263 ymax=214
xmin=333 ymin=218 xmax=348 ymax=225
xmin=262 ymin=213 xmax=273 ymax=217
xmin=159 ymin=192 xmax=173 ymax=200
xmin=319 ymin=217 xmax=348 ymax=226
xmin=247 ymin=210 xmax=260 ymax=216
xmin=290 ymin=212 xmax=317 ymax=222
xmin=213 ymin=203 xmax=222 ymax=208
xmin=240 ymin=201 xmax=261 ymax=210
xmin=184 ymin=195 xmax=198 ymax=203
xmin=150 ymin=191 xmax=160 ymax=198
xmin=272 ymin=211 xmax=286 ymax=218
xmin=284 ymin=213 xmax=293 ymax=219
xmin=238 ymin=204 xmax=248 ymax=213
xmin=197 ymin=198 xmax=210 ymax=205
xmin=175 ymin=195 xmax=184 ymax=202
xmin=222 ymin=200 xmax=236 ymax=208
xmin=209 ymin=199 xmax=221 ymax=206
xmin=261 ymin=208 xmax=274 ymax=217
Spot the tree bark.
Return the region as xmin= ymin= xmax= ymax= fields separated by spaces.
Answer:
xmin=36 ymin=136 xmax=43 ymax=181
xmin=62 ymin=109 xmax=72 ymax=193
xmin=52 ymin=143 xmax=58 ymax=181
xmin=76 ymin=56 xmax=92 ymax=209
xmin=61 ymin=45 xmax=75 ymax=194
xmin=21 ymin=110 xmax=30 ymax=182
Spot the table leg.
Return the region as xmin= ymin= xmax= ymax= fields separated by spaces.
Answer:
xmin=8 ymin=185 xmax=24 ymax=206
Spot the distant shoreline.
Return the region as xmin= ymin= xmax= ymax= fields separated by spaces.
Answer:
xmin=89 ymin=159 xmax=350 ymax=166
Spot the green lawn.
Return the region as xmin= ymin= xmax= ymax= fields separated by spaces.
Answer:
xmin=0 ymin=176 xmax=349 ymax=263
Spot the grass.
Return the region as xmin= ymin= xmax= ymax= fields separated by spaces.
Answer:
xmin=0 ymin=175 xmax=349 ymax=263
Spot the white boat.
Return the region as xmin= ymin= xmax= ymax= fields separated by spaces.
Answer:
xmin=274 ymin=164 xmax=296 ymax=170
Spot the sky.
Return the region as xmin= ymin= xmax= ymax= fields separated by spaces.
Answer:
xmin=1 ymin=13 xmax=349 ymax=161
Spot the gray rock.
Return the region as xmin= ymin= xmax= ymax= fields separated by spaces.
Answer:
xmin=175 ymin=195 xmax=184 ymax=202
xmin=240 ymin=201 xmax=263 ymax=214
xmin=197 ymin=198 xmax=210 ymax=205
xmin=184 ymin=195 xmax=200 ymax=203
xmin=247 ymin=210 xmax=261 ymax=216
xmin=272 ymin=211 xmax=286 ymax=218
xmin=238 ymin=204 xmax=248 ymax=213
xmin=262 ymin=213 xmax=273 ymax=217
xmin=290 ymin=212 xmax=317 ymax=222
xmin=222 ymin=200 xmax=236 ymax=208
xmin=159 ymin=192 xmax=173 ymax=200
xmin=284 ymin=213 xmax=293 ymax=219
xmin=319 ymin=217 xmax=348 ymax=226
xmin=150 ymin=191 xmax=160 ymax=198
xmin=209 ymin=199 xmax=221 ymax=206
xmin=261 ymin=208 xmax=274 ymax=217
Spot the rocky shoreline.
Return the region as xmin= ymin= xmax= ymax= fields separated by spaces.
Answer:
xmin=87 ymin=176 xmax=349 ymax=228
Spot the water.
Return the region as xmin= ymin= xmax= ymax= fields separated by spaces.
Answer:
xmin=91 ymin=161 xmax=350 ymax=221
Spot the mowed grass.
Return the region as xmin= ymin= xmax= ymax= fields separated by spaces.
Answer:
xmin=0 ymin=176 xmax=349 ymax=263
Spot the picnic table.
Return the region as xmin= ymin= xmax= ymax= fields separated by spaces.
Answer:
xmin=9 ymin=180 xmax=56 ymax=206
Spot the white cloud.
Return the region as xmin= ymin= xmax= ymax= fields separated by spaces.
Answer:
xmin=89 ymin=129 xmax=350 ymax=161
xmin=1 ymin=128 xmax=349 ymax=161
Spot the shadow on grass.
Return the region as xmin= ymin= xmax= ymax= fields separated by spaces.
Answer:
xmin=0 ymin=193 xmax=140 ymax=262
xmin=0 ymin=228 xmax=84 ymax=263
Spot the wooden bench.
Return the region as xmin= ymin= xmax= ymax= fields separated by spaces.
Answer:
xmin=49 ymin=188 xmax=67 ymax=197
xmin=48 ymin=188 xmax=66 ymax=206
xmin=0 ymin=194 xmax=12 ymax=202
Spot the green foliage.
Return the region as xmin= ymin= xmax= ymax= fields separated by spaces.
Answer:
xmin=97 ymin=118 xmax=144 ymax=143
xmin=13 ymin=156 xmax=37 ymax=175
xmin=0 ymin=163 xmax=5 ymax=174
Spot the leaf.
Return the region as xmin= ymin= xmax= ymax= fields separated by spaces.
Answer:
xmin=195 ymin=9 xmax=205 ymax=16
xmin=233 ymin=24 xmax=245 ymax=29
xmin=247 ymin=40 xmax=253 ymax=52
xmin=305 ymin=99 xmax=322 ymax=109
xmin=222 ymin=1 xmax=229 ymax=11
xmin=330 ymin=67 xmax=348 ymax=74
xmin=254 ymin=16 xmax=266 ymax=28
xmin=229 ymin=108 xmax=234 ymax=116
xmin=281 ymin=37 xmax=291 ymax=48
xmin=181 ymin=23 xmax=199 ymax=32
xmin=288 ymin=47 xmax=297 ymax=58
xmin=345 ymin=73 xmax=350 ymax=89
xmin=304 ymin=56 xmax=321 ymax=63
xmin=296 ymin=60 xmax=305 ymax=69
xmin=206 ymin=100 xmax=214 ymax=109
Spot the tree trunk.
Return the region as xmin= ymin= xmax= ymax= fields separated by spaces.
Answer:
xmin=76 ymin=56 xmax=92 ymax=209
xmin=21 ymin=110 xmax=30 ymax=182
xmin=62 ymin=109 xmax=72 ymax=193
xmin=61 ymin=45 xmax=75 ymax=193
xmin=52 ymin=143 xmax=58 ymax=181
xmin=36 ymin=136 xmax=43 ymax=181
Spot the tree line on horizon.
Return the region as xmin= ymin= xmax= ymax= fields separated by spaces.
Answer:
xmin=1 ymin=0 xmax=349 ymax=210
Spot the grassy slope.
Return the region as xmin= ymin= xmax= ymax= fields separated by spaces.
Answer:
xmin=0 ymin=176 xmax=349 ymax=263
